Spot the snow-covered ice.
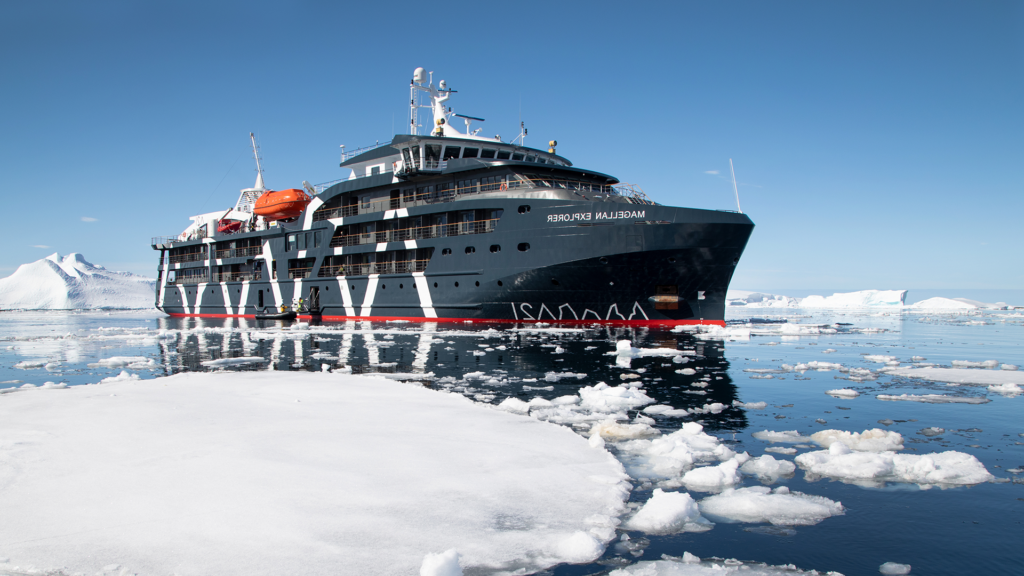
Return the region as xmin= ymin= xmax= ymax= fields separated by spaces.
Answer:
xmin=0 ymin=253 xmax=154 ymax=309
xmin=608 ymin=555 xmax=844 ymax=575
xmin=889 ymin=367 xmax=1021 ymax=386
xmin=879 ymin=562 xmax=912 ymax=575
xmin=752 ymin=430 xmax=809 ymax=444
xmin=699 ymin=486 xmax=844 ymax=526
xmin=809 ymin=428 xmax=904 ymax=452
xmin=826 ymin=388 xmax=860 ymax=398
xmin=623 ymin=489 xmax=709 ymax=535
xmin=0 ymin=371 xmax=630 ymax=575
xmin=740 ymin=455 xmax=797 ymax=482
xmin=795 ymin=442 xmax=993 ymax=487
xmin=877 ymin=393 xmax=990 ymax=404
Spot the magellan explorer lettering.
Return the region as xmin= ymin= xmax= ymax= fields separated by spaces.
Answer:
xmin=546 ymin=210 xmax=646 ymax=223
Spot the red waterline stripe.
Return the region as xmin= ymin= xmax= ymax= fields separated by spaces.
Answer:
xmin=164 ymin=312 xmax=725 ymax=327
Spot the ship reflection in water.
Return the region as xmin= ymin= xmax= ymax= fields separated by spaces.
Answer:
xmin=154 ymin=316 xmax=747 ymax=433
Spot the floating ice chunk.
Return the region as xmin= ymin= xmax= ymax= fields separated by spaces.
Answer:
xmin=690 ymin=402 xmax=726 ymax=415
xmin=201 ymin=356 xmax=267 ymax=367
xmin=676 ymin=368 xmax=696 ymax=375
xmin=99 ymin=371 xmax=140 ymax=384
xmin=608 ymin=555 xmax=844 ymax=575
xmin=616 ymin=340 xmax=635 ymax=355
xmin=879 ymin=562 xmax=911 ymax=575
xmin=796 ymin=442 xmax=993 ymax=486
xmin=590 ymin=419 xmax=660 ymax=440
xmin=864 ymin=355 xmax=896 ymax=363
xmin=624 ymin=489 xmax=707 ymax=534
xmin=551 ymin=531 xmax=604 ymax=564
xmin=740 ymin=455 xmax=796 ymax=482
xmin=733 ymin=400 xmax=767 ymax=409
xmin=752 ymin=430 xmax=808 ymax=444
xmin=682 ymin=456 xmax=744 ymax=491
xmin=1003 ymin=364 xmax=1019 ymax=371
xmin=765 ymin=446 xmax=797 ymax=455
xmin=14 ymin=359 xmax=48 ymax=369
xmin=544 ymin=371 xmax=587 ymax=382
xmin=699 ymin=485 xmax=844 ymax=526
xmin=952 ymin=360 xmax=999 ymax=368
xmin=877 ymin=394 xmax=990 ymax=404
xmin=890 ymin=367 xmax=1020 ymax=386
xmin=39 ymin=381 xmax=67 ymax=389
xmin=420 ymin=549 xmax=462 ymax=576
xmin=826 ymin=389 xmax=860 ymax=398
xmin=88 ymin=356 xmax=153 ymax=368
xmin=988 ymin=383 xmax=1022 ymax=396
xmin=918 ymin=427 xmax=945 ymax=437
xmin=579 ymin=382 xmax=655 ymax=411
xmin=617 ymin=422 xmax=736 ymax=482
xmin=497 ymin=397 xmax=531 ymax=415
xmin=810 ymin=429 xmax=904 ymax=452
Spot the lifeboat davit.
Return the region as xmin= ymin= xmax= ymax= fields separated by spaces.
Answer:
xmin=253 ymin=189 xmax=311 ymax=221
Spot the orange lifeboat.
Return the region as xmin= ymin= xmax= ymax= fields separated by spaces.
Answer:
xmin=253 ymin=189 xmax=311 ymax=221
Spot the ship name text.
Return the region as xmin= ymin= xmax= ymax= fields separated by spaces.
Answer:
xmin=547 ymin=210 xmax=645 ymax=223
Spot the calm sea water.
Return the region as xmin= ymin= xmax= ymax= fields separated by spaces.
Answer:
xmin=2 ymin=309 xmax=1022 ymax=575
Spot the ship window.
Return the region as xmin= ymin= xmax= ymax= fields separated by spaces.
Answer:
xmin=465 ymin=246 xmax=476 ymax=254
xmin=298 ymin=233 xmax=307 ymax=250
xmin=511 ymin=153 xmax=524 ymax=161
xmin=455 ymin=282 xmax=459 ymax=287
xmin=411 ymin=145 xmax=421 ymax=169
xmin=314 ymin=231 xmax=322 ymax=248
xmin=425 ymin=145 xmax=441 ymax=168
xmin=443 ymin=146 xmax=461 ymax=160
xmin=518 ymin=243 xmax=530 ymax=252
xmin=480 ymin=149 xmax=496 ymax=159
xmin=518 ymin=205 xmax=530 ymax=214
xmin=551 ymin=279 xmax=559 ymax=286
xmin=538 ymin=158 xmax=547 ymax=164
xmin=462 ymin=148 xmax=479 ymax=158
xmin=371 ymin=166 xmax=380 ymax=176
xmin=442 ymin=248 xmax=452 ymax=256
xmin=490 ymin=245 xmax=500 ymax=253
xmin=402 ymin=148 xmax=413 ymax=168
xmin=497 ymin=280 xmax=503 ymax=286
xmin=496 ymin=150 xmax=511 ymax=160
xmin=475 ymin=281 xmax=479 ymax=286
xmin=287 ymin=234 xmax=297 ymax=251
xmin=525 ymin=155 xmax=535 ymax=162
xmin=434 ymin=282 xmax=438 ymax=288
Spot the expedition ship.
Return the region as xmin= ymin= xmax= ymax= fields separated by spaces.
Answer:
xmin=152 ymin=68 xmax=754 ymax=325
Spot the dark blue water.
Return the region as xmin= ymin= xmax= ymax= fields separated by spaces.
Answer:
xmin=2 ymin=309 xmax=1022 ymax=575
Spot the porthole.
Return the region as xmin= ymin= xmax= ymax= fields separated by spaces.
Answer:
xmin=442 ymin=248 xmax=452 ymax=256
xmin=518 ymin=205 xmax=531 ymax=214
xmin=400 ymin=283 xmax=404 ymax=289
xmin=475 ymin=281 xmax=480 ymax=287
xmin=237 ymin=289 xmax=241 ymax=294
xmin=518 ymin=243 xmax=530 ymax=252
xmin=490 ymin=245 xmax=500 ymax=253
xmin=551 ymin=279 xmax=560 ymax=286
xmin=668 ymin=257 xmax=677 ymax=263
xmin=465 ymin=246 xmax=476 ymax=254
xmin=351 ymin=285 xmax=355 ymax=290
xmin=434 ymin=282 xmax=438 ymax=288
xmin=599 ymin=257 xmax=608 ymax=264
xmin=497 ymin=280 xmax=503 ymax=287
xmin=455 ymin=282 xmax=460 ymax=287
xmin=381 ymin=284 xmax=386 ymax=290
xmin=211 ymin=289 xmax=215 ymax=294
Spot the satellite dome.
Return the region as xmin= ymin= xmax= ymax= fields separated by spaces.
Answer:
xmin=413 ymin=67 xmax=427 ymax=84
xmin=439 ymin=80 xmax=447 ymax=90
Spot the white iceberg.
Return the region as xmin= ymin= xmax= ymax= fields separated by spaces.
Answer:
xmin=0 ymin=253 xmax=154 ymax=310
xmin=699 ymin=486 xmax=844 ymax=526
xmin=623 ymin=489 xmax=709 ymax=534
xmin=795 ymin=442 xmax=993 ymax=487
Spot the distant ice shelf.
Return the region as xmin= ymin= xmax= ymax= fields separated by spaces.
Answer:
xmin=0 ymin=253 xmax=154 ymax=310
xmin=727 ymin=289 xmax=1016 ymax=310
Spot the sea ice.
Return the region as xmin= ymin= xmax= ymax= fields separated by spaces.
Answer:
xmin=608 ymin=555 xmax=844 ymax=575
xmin=420 ymin=549 xmax=462 ymax=576
xmin=614 ymin=423 xmax=737 ymax=485
xmin=752 ymin=430 xmax=809 ymax=444
xmin=877 ymin=394 xmax=990 ymax=404
xmin=826 ymin=389 xmax=860 ymax=398
xmin=889 ymin=367 xmax=1020 ymax=386
xmin=799 ymin=289 xmax=906 ymax=309
xmin=809 ymin=429 xmax=904 ymax=452
xmin=699 ymin=486 xmax=844 ymax=526
xmin=201 ymin=356 xmax=267 ymax=367
xmin=795 ymin=442 xmax=993 ymax=486
xmin=740 ymin=455 xmax=796 ymax=482
xmin=13 ymin=359 xmax=48 ymax=369
xmin=879 ymin=562 xmax=912 ymax=575
xmin=681 ymin=456 xmax=743 ymax=491
xmin=87 ymin=356 xmax=153 ymax=368
xmin=623 ymin=489 xmax=708 ymax=534
xmin=988 ymin=383 xmax=1022 ymax=396
xmin=0 ymin=371 xmax=630 ymax=575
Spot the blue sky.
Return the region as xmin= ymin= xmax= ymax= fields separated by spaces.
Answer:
xmin=2 ymin=1 xmax=1021 ymax=293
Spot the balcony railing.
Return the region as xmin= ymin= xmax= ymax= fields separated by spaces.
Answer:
xmin=168 ymin=271 xmax=209 ymax=285
xmin=212 ymin=271 xmax=261 ymax=282
xmin=214 ymin=245 xmax=263 ymax=260
xmin=289 ymin=267 xmax=313 ymax=280
xmin=330 ymin=218 xmax=499 ymax=248
xmin=317 ymin=258 xmax=431 ymax=278
xmin=169 ymin=251 xmax=208 ymax=264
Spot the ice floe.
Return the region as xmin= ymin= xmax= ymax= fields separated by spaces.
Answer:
xmin=890 ymin=366 xmax=1021 ymax=386
xmin=623 ymin=489 xmax=711 ymax=534
xmin=877 ymin=393 xmax=990 ymax=404
xmin=608 ymin=554 xmax=844 ymax=575
xmin=752 ymin=430 xmax=809 ymax=444
xmin=0 ymin=371 xmax=630 ymax=575
xmin=699 ymin=486 xmax=844 ymax=526
xmin=826 ymin=388 xmax=860 ymax=398
xmin=740 ymin=455 xmax=796 ymax=482
xmin=878 ymin=562 xmax=912 ymax=575
xmin=795 ymin=442 xmax=993 ymax=487
xmin=809 ymin=428 xmax=904 ymax=452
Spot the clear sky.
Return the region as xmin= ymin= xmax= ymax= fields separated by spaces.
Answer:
xmin=2 ymin=1 xmax=1021 ymax=292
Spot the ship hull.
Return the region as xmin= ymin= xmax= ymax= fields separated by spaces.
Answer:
xmin=157 ymin=200 xmax=753 ymax=326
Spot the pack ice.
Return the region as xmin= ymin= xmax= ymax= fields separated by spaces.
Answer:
xmin=0 ymin=253 xmax=154 ymax=309
xmin=0 ymin=371 xmax=630 ymax=576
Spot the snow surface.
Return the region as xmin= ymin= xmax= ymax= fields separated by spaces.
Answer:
xmin=727 ymin=289 xmax=906 ymax=309
xmin=0 ymin=371 xmax=630 ymax=576
xmin=0 ymin=253 xmax=154 ymax=309
xmin=699 ymin=486 xmax=844 ymax=526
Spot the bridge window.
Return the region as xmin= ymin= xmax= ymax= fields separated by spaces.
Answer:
xmin=443 ymin=146 xmax=461 ymax=160
xmin=512 ymin=153 xmax=524 ymax=161
xmin=480 ymin=149 xmax=496 ymax=159
xmin=462 ymin=148 xmax=479 ymax=158
xmin=496 ymin=150 xmax=511 ymax=160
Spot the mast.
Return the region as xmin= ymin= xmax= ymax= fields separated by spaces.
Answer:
xmin=729 ymin=158 xmax=742 ymax=214
xmin=250 ymin=132 xmax=265 ymax=190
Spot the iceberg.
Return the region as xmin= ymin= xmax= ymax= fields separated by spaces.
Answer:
xmin=0 ymin=253 xmax=154 ymax=310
